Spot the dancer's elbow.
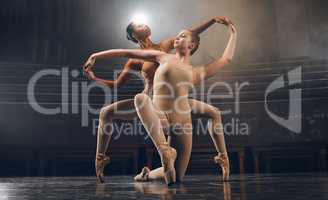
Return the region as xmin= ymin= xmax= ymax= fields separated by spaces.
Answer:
xmin=112 ymin=79 xmax=125 ymax=88
xmin=222 ymin=57 xmax=232 ymax=64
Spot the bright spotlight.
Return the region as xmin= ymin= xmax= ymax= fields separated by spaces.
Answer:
xmin=131 ymin=12 xmax=148 ymax=24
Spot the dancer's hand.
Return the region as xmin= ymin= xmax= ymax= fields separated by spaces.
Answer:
xmin=84 ymin=55 xmax=96 ymax=70
xmin=84 ymin=67 xmax=96 ymax=80
xmin=213 ymin=16 xmax=230 ymax=25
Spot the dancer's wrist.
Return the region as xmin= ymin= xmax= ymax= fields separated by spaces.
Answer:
xmin=228 ymin=23 xmax=237 ymax=34
xmin=90 ymin=53 xmax=97 ymax=60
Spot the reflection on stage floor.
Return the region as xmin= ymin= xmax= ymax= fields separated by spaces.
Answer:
xmin=0 ymin=173 xmax=327 ymax=199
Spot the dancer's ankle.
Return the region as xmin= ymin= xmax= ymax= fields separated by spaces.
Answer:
xmin=96 ymin=153 xmax=110 ymax=161
xmin=158 ymin=142 xmax=171 ymax=154
xmin=218 ymin=152 xmax=228 ymax=158
xmin=215 ymin=152 xmax=229 ymax=165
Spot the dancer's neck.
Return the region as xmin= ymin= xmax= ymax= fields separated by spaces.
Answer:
xmin=175 ymin=51 xmax=190 ymax=64
xmin=138 ymin=38 xmax=155 ymax=49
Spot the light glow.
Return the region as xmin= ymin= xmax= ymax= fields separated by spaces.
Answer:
xmin=131 ymin=12 xmax=148 ymax=24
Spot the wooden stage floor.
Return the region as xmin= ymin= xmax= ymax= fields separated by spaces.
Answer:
xmin=0 ymin=173 xmax=327 ymax=199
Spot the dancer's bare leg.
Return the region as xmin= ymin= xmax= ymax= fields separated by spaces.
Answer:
xmin=188 ymin=99 xmax=230 ymax=181
xmin=96 ymin=99 xmax=137 ymax=182
xmin=134 ymin=93 xmax=177 ymax=185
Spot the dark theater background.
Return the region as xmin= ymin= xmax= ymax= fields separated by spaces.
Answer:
xmin=0 ymin=0 xmax=328 ymax=199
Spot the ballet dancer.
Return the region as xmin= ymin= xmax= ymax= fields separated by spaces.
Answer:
xmin=84 ymin=16 xmax=233 ymax=183
xmin=84 ymin=17 xmax=236 ymax=185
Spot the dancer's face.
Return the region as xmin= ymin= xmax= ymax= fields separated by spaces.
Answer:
xmin=174 ymin=30 xmax=195 ymax=54
xmin=132 ymin=22 xmax=151 ymax=41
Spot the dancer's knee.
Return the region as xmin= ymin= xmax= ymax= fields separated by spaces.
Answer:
xmin=207 ymin=107 xmax=224 ymax=134
xmin=209 ymin=106 xmax=222 ymax=121
xmin=134 ymin=93 xmax=150 ymax=108
xmin=99 ymin=106 xmax=114 ymax=126
xmin=98 ymin=108 xmax=114 ymax=136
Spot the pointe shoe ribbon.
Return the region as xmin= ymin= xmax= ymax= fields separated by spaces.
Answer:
xmin=96 ymin=153 xmax=111 ymax=183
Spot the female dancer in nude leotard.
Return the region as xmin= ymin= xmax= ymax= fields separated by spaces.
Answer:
xmin=84 ymin=16 xmax=234 ymax=183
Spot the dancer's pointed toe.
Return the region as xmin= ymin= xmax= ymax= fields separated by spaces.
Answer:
xmin=134 ymin=167 xmax=151 ymax=182
xmin=214 ymin=153 xmax=230 ymax=181
xmin=95 ymin=153 xmax=111 ymax=183
xmin=159 ymin=144 xmax=177 ymax=185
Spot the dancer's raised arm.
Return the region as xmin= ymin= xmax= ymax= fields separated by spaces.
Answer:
xmin=190 ymin=16 xmax=231 ymax=35
xmin=160 ymin=16 xmax=233 ymax=51
xmin=193 ymin=22 xmax=237 ymax=84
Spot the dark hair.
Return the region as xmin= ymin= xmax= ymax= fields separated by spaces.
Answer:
xmin=126 ymin=22 xmax=138 ymax=43
xmin=190 ymin=34 xmax=200 ymax=55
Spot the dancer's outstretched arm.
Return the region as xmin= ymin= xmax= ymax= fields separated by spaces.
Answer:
xmin=193 ymin=22 xmax=237 ymax=84
xmin=84 ymin=49 xmax=165 ymax=69
xmin=84 ymin=59 xmax=143 ymax=88
xmin=160 ymin=16 xmax=232 ymax=51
